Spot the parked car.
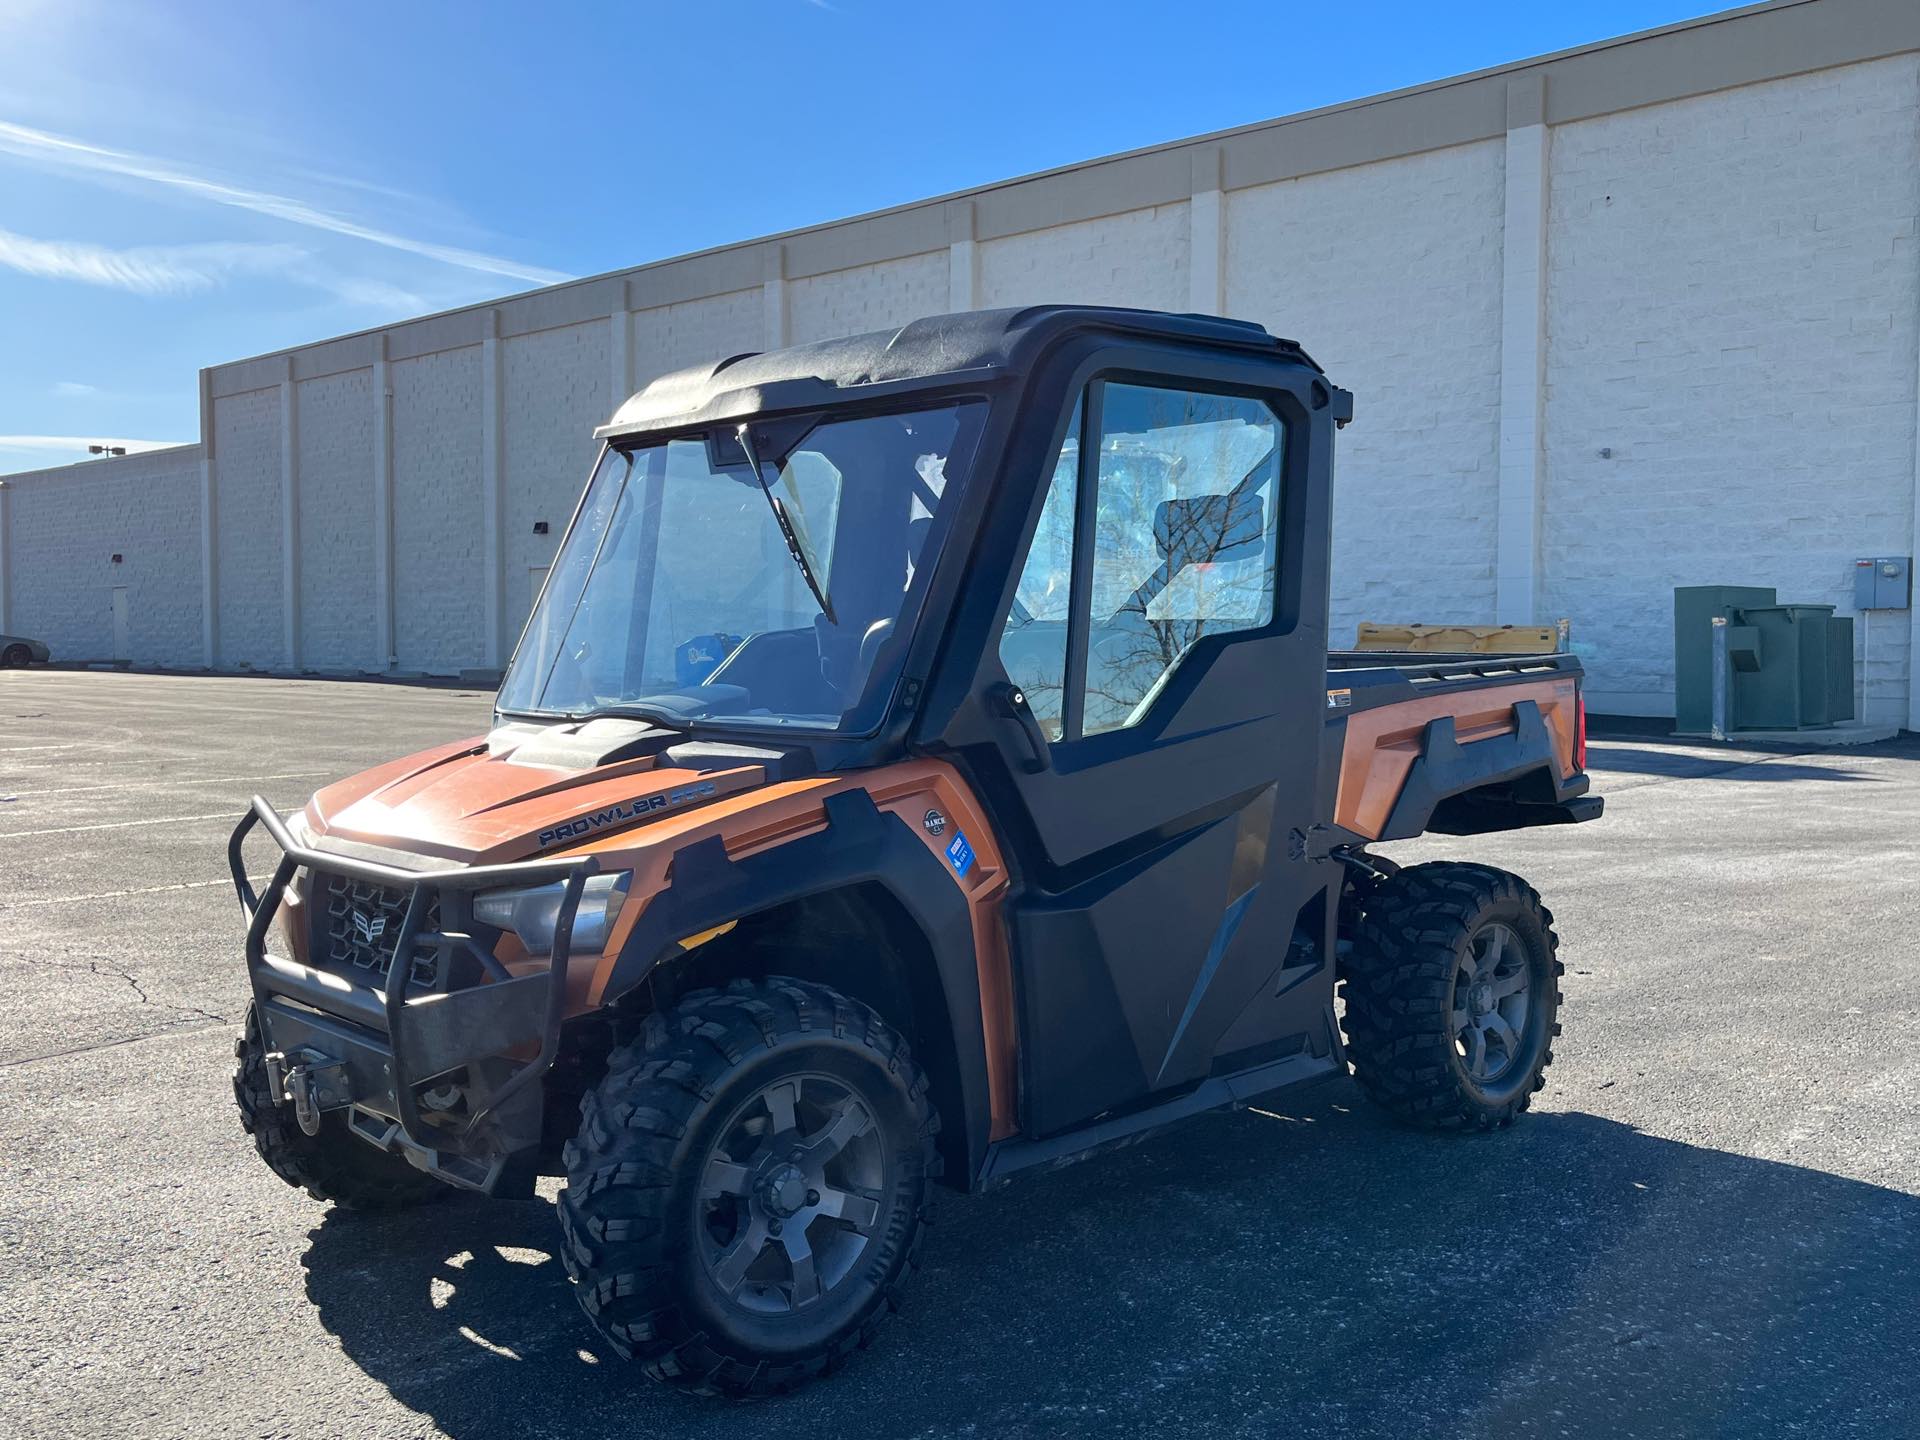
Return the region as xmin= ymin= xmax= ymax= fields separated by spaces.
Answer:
xmin=0 ymin=634 xmax=49 ymax=667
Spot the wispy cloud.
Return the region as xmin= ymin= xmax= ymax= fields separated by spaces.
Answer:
xmin=0 ymin=435 xmax=187 ymax=457
xmin=315 ymin=274 xmax=426 ymax=311
xmin=0 ymin=225 xmax=424 ymax=312
xmin=0 ymin=119 xmax=570 ymax=287
xmin=0 ymin=226 xmax=307 ymax=295
xmin=52 ymin=380 xmax=98 ymax=397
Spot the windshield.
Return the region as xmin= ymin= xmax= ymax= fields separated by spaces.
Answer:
xmin=497 ymin=401 xmax=985 ymax=731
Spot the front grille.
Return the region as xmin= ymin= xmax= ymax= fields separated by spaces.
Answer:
xmin=320 ymin=875 xmax=439 ymax=988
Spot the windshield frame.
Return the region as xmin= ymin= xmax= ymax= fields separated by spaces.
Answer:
xmin=495 ymin=390 xmax=994 ymax=741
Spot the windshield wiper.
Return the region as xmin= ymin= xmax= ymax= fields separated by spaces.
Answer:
xmin=736 ymin=422 xmax=837 ymax=626
xmin=496 ymin=702 xmax=688 ymax=729
xmin=565 ymin=703 xmax=693 ymax=728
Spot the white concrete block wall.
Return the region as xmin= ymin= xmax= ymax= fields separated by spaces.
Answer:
xmin=212 ymin=387 xmax=285 ymax=668
xmin=10 ymin=8 xmax=1920 ymax=721
xmin=389 ymin=347 xmax=486 ymax=672
xmin=978 ymin=204 xmax=1191 ymax=312
xmin=295 ymin=368 xmax=377 ymax=671
xmin=631 ymin=290 xmax=766 ymax=388
xmin=1543 ymin=57 xmax=1920 ymax=721
xmin=788 ymin=252 xmax=951 ymax=346
xmin=5 ymin=446 xmax=202 ymax=664
xmin=1228 ymin=141 xmax=1508 ymax=650
xmin=504 ymin=320 xmax=610 ymax=632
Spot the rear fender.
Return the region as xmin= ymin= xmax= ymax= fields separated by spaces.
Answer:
xmin=1381 ymin=700 xmax=1597 ymax=839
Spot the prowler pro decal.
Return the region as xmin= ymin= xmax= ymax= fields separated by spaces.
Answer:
xmin=537 ymin=780 xmax=718 ymax=848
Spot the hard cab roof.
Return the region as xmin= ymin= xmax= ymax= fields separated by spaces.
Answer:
xmin=596 ymin=304 xmax=1325 ymax=440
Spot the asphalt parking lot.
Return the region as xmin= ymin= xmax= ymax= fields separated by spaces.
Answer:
xmin=2 ymin=669 xmax=1917 ymax=1439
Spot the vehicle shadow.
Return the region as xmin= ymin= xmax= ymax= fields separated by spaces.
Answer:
xmin=301 ymin=1087 xmax=1919 ymax=1440
xmin=1586 ymin=743 xmax=1879 ymax=784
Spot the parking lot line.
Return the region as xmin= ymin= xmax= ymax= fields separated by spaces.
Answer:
xmin=0 ymin=770 xmax=328 ymax=799
xmin=0 ymin=875 xmax=266 ymax=910
xmin=0 ymin=810 xmax=237 ymax=839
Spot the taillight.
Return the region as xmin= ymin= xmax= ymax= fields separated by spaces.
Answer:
xmin=1574 ymin=693 xmax=1588 ymax=773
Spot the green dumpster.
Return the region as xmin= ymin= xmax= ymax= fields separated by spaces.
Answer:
xmin=1674 ymin=586 xmax=1775 ymax=733
xmin=1674 ymin=586 xmax=1857 ymax=733
xmin=1735 ymin=605 xmax=1836 ymax=729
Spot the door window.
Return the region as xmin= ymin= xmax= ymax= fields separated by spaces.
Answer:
xmin=999 ymin=400 xmax=1081 ymax=740
xmin=1082 ymin=384 xmax=1283 ymax=735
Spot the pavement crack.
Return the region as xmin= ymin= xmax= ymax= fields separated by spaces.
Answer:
xmin=37 ymin=958 xmax=228 ymax=1027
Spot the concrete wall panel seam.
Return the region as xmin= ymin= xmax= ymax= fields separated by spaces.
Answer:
xmin=1496 ymin=118 xmax=1551 ymax=625
xmin=0 ymin=482 xmax=11 ymax=634
xmin=372 ymin=339 xmax=395 ymax=670
xmin=480 ymin=311 xmax=506 ymax=669
xmin=279 ymin=371 xmax=301 ymax=670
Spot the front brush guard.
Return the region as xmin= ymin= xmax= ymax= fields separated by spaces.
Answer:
xmin=228 ymin=795 xmax=597 ymax=1189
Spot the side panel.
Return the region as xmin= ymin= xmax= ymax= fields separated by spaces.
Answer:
xmin=1012 ymin=786 xmax=1339 ymax=1137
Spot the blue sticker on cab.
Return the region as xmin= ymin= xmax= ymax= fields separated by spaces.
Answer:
xmin=944 ymin=830 xmax=974 ymax=877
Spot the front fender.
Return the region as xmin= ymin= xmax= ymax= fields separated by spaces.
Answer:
xmin=600 ymin=787 xmax=995 ymax=1187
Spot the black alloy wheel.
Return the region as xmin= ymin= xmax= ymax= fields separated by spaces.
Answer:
xmin=696 ymin=1073 xmax=888 ymax=1314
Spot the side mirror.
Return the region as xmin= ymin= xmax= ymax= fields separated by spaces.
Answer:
xmin=1154 ymin=492 xmax=1263 ymax=570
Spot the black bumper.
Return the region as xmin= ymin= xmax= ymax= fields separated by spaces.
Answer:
xmin=228 ymin=796 xmax=597 ymax=1191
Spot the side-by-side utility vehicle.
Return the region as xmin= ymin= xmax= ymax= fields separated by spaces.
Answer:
xmin=228 ymin=305 xmax=1601 ymax=1396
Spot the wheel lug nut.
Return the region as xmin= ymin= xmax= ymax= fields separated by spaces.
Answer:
xmin=769 ymin=1219 xmax=782 ymax=1235
xmin=805 ymin=1189 xmax=820 ymax=1206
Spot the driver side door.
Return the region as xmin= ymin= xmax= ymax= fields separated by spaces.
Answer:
xmin=950 ymin=360 xmax=1341 ymax=1138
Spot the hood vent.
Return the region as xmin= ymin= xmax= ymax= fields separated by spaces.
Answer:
xmin=493 ymin=717 xmax=679 ymax=771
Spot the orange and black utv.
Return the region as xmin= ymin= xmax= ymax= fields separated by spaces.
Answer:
xmin=228 ymin=305 xmax=1600 ymax=1396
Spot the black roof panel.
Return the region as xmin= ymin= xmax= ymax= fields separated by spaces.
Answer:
xmin=597 ymin=304 xmax=1321 ymax=438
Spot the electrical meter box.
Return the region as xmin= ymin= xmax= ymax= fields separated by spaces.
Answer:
xmin=1852 ymin=556 xmax=1911 ymax=610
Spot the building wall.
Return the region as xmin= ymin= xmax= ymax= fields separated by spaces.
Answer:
xmin=630 ymin=289 xmax=765 ymax=387
xmin=504 ymin=319 xmax=610 ymax=631
xmin=9 ymin=0 xmax=1920 ymax=724
xmin=1542 ymin=55 xmax=1920 ymax=721
xmin=390 ymin=346 xmax=486 ymax=672
xmin=3 ymin=445 xmax=202 ymax=665
xmin=788 ymin=252 xmax=950 ymax=346
xmin=978 ymin=204 xmax=1191 ymax=312
xmin=296 ymin=368 xmax=377 ymax=672
xmin=212 ymin=387 xmax=283 ymax=668
xmin=1228 ymin=141 xmax=1507 ymax=651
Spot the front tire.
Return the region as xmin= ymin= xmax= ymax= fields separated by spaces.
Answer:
xmin=1339 ymin=862 xmax=1563 ymax=1130
xmin=558 ymin=978 xmax=938 ymax=1397
xmin=232 ymin=1004 xmax=446 ymax=1209
xmin=2 ymin=644 xmax=29 ymax=668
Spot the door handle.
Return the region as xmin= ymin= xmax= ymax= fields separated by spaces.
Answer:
xmin=989 ymin=682 xmax=1051 ymax=773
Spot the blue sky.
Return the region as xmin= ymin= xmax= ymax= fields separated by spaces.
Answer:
xmin=0 ymin=0 xmax=1722 ymax=474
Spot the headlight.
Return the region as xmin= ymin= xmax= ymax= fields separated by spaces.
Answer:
xmin=473 ymin=872 xmax=632 ymax=955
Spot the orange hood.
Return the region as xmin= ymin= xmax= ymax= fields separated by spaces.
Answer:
xmin=305 ymin=730 xmax=768 ymax=866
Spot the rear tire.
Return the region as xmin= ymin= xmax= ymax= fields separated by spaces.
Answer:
xmin=2 ymin=644 xmax=29 ymax=668
xmin=1339 ymin=862 xmax=1562 ymax=1130
xmin=232 ymin=1004 xmax=446 ymax=1209
xmin=558 ymin=977 xmax=938 ymax=1397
